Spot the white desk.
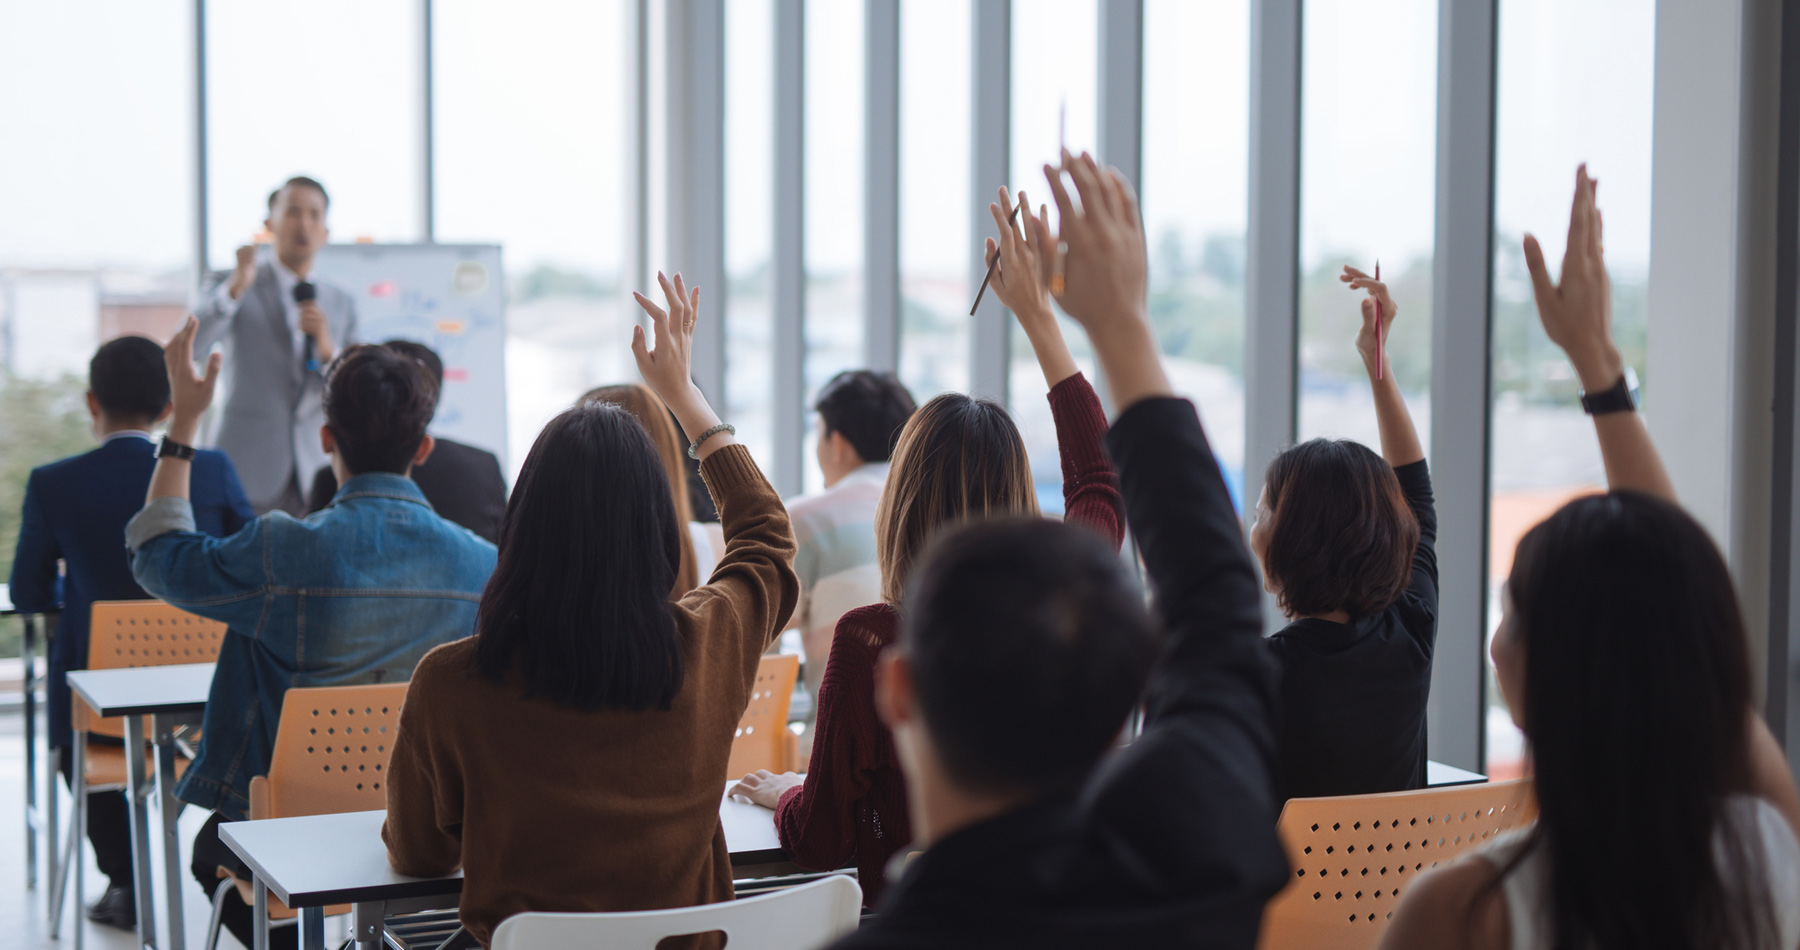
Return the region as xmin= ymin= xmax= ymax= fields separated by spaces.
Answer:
xmin=1426 ymin=759 xmax=1487 ymax=787
xmin=66 ymin=662 xmax=216 ymax=950
xmin=220 ymin=783 xmax=795 ymax=950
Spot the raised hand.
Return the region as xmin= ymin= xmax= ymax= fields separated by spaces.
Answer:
xmin=1039 ymin=150 xmax=1171 ymax=413
xmin=631 ymin=271 xmax=733 ymax=458
xmin=1040 ymin=149 xmax=1149 ymax=334
xmin=988 ymin=187 xmax=1078 ymax=388
xmin=229 ymin=244 xmax=258 ymax=300
xmin=1523 ymin=165 xmax=1622 ymax=391
xmin=1341 ymin=265 xmax=1397 ymax=378
xmin=164 ymin=315 xmax=221 ymax=441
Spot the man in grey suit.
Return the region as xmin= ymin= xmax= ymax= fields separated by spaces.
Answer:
xmin=194 ymin=176 xmax=358 ymax=514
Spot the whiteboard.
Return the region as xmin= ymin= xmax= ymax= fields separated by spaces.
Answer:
xmin=311 ymin=243 xmax=509 ymax=469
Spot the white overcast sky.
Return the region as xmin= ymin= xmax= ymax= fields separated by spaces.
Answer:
xmin=0 ymin=0 xmax=1653 ymax=277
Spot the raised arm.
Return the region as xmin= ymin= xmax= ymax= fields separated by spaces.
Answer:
xmin=1341 ymin=267 xmax=1424 ymax=467
xmin=634 ymin=273 xmax=797 ymax=654
xmin=1047 ymin=152 xmax=1285 ymax=908
xmin=985 ymin=187 xmax=1124 ymax=545
xmin=1525 ymin=165 xmax=1673 ymax=501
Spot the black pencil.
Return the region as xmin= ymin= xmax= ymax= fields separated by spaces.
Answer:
xmin=969 ymin=204 xmax=1022 ymax=315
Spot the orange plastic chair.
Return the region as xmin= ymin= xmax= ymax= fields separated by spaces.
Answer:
xmin=728 ymin=655 xmax=799 ymax=777
xmin=1255 ymin=779 xmax=1537 ymax=950
xmin=204 ymin=682 xmax=408 ymax=950
xmin=50 ymin=601 xmax=226 ymax=941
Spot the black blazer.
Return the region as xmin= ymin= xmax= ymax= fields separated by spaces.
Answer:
xmin=308 ymin=436 xmax=507 ymax=544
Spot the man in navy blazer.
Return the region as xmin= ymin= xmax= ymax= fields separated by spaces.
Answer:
xmin=9 ymin=335 xmax=253 ymax=928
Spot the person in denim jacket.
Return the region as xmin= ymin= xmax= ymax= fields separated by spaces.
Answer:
xmin=126 ymin=321 xmax=496 ymax=950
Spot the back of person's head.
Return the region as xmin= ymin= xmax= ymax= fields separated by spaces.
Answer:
xmin=473 ymin=403 xmax=684 ymax=711
xmin=814 ymin=370 xmax=918 ymax=464
xmin=901 ymin=518 xmax=1158 ymax=796
xmin=1501 ymin=490 xmax=1777 ymax=948
xmin=382 ymin=339 xmax=445 ymax=388
xmin=578 ymin=383 xmax=700 ymax=594
xmin=90 ymin=335 xmax=169 ymax=425
xmin=323 ymin=344 xmax=439 ymax=476
xmin=1259 ymin=438 xmax=1418 ymax=618
xmin=875 ymin=393 xmax=1036 ymax=603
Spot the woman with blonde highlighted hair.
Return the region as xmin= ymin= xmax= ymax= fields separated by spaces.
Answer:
xmin=731 ymin=186 xmax=1124 ymax=906
xmin=579 ymin=382 xmax=716 ymax=595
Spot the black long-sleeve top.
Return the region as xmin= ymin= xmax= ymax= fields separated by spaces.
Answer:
xmin=1267 ymin=459 xmax=1439 ymax=798
xmin=831 ymin=397 xmax=1288 ymax=949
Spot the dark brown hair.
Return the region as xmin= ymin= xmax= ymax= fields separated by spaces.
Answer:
xmin=875 ymin=393 xmax=1037 ymax=604
xmin=1260 ymin=438 xmax=1417 ymax=619
xmin=1495 ymin=490 xmax=1777 ymax=949
xmin=473 ymin=403 xmax=684 ymax=711
xmin=578 ymin=383 xmax=700 ymax=596
xmin=323 ymin=344 xmax=438 ymax=476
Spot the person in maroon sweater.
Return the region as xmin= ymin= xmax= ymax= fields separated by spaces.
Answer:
xmin=731 ymin=188 xmax=1124 ymax=904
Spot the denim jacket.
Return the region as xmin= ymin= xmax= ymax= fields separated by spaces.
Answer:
xmin=127 ymin=473 xmax=497 ymax=818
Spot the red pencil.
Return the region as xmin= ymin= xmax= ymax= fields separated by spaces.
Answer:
xmin=1375 ymin=260 xmax=1383 ymax=380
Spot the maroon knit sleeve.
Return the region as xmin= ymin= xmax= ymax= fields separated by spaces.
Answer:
xmin=773 ymin=607 xmax=891 ymax=871
xmin=1048 ymin=372 xmax=1124 ymax=551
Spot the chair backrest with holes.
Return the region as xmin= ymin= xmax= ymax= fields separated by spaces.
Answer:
xmin=252 ymin=683 xmax=408 ymax=820
xmin=726 ymin=654 xmax=799 ymax=777
xmin=77 ymin=600 xmax=228 ymax=739
xmin=490 ymin=873 xmax=862 ymax=950
xmin=1255 ymin=779 xmax=1537 ymax=950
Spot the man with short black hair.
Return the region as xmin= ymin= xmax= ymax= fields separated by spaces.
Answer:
xmin=128 ymin=321 xmax=495 ymax=950
xmin=306 ymin=339 xmax=508 ymax=542
xmin=785 ymin=370 xmax=915 ymax=744
xmin=829 ymin=157 xmax=1286 ymax=947
xmin=194 ymin=175 xmax=358 ymax=514
xmin=9 ymin=335 xmax=252 ymax=929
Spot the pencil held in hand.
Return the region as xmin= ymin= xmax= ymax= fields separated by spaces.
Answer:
xmin=970 ymin=204 xmax=1022 ymax=315
xmin=1375 ymin=260 xmax=1383 ymax=379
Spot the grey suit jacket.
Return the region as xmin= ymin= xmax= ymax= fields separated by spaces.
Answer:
xmin=194 ymin=262 xmax=358 ymax=511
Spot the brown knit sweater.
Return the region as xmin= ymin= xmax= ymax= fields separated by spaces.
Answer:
xmin=381 ymin=445 xmax=798 ymax=947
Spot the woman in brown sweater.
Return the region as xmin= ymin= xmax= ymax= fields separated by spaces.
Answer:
xmin=578 ymin=381 xmax=706 ymax=596
xmin=382 ymin=273 xmax=798 ymax=948
xmin=730 ymin=189 xmax=1124 ymax=905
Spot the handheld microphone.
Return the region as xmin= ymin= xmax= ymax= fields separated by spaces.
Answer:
xmin=293 ymin=281 xmax=318 ymax=372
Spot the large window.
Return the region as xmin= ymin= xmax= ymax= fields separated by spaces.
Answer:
xmin=0 ymin=0 xmax=194 ymax=595
xmin=434 ymin=0 xmax=628 ymax=474
xmin=1485 ymin=0 xmax=1655 ymax=778
xmin=725 ymin=0 xmax=777 ymax=471
xmin=1296 ymin=0 xmax=1438 ymax=455
xmin=1142 ymin=0 xmax=1252 ymax=507
xmin=1008 ymin=0 xmax=1098 ymax=514
xmin=803 ymin=0 xmax=867 ymax=493
xmin=898 ymin=0 xmax=973 ymax=403
xmin=206 ymin=1 xmax=424 ymax=268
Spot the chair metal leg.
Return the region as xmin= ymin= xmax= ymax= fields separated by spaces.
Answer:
xmin=45 ymin=745 xmax=62 ymax=919
xmin=23 ymin=615 xmax=38 ymax=890
xmin=73 ymin=737 xmax=87 ymax=950
xmin=204 ymin=879 xmax=233 ymax=950
xmin=47 ymin=802 xmax=78 ymax=939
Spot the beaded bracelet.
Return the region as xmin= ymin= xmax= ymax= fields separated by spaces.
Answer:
xmin=688 ymin=422 xmax=737 ymax=459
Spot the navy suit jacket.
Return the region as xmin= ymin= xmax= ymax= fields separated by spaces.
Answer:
xmin=9 ymin=434 xmax=254 ymax=749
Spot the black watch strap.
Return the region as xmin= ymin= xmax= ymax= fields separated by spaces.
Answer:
xmin=156 ymin=437 xmax=198 ymax=461
xmin=1579 ymin=372 xmax=1636 ymax=415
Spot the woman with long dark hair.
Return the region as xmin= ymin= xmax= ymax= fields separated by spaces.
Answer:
xmin=729 ymin=187 xmax=1124 ymax=905
xmin=381 ymin=273 xmax=798 ymax=948
xmin=578 ymin=382 xmax=716 ymax=594
xmin=1380 ymin=168 xmax=1800 ymax=949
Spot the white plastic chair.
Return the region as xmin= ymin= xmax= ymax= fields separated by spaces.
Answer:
xmin=488 ymin=874 xmax=863 ymax=950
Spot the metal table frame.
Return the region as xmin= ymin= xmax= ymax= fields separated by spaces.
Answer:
xmin=66 ymin=663 xmax=214 ymax=950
